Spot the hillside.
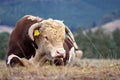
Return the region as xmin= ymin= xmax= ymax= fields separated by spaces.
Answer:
xmin=0 ymin=19 xmax=120 ymax=34
xmin=90 ymin=19 xmax=120 ymax=34
xmin=0 ymin=0 xmax=120 ymax=31
xmin=100 ymin=20 xmax=120 ymax=33
xmin=0 ymin=25 xmax=13 ymax=33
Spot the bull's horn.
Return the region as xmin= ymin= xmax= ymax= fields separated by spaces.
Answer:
xmin=28 ymin=23 xmax=41 ymax=41
xmin=65 ymin=26 xmax=78 ymax=49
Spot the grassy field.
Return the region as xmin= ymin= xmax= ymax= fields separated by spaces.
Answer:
xmin=0 ymin=59 xmax=120 ymax=80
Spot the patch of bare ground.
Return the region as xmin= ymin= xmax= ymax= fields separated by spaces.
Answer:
xmin=0 ymin=59 xmax=120 ymax=80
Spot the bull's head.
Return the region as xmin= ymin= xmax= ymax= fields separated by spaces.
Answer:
xmin=28 ymin=19 xmax=78 ymax=60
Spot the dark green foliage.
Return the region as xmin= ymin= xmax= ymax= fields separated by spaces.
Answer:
xmin=75 ymin=27 xmax=120 ymax=59
xmin=113 ymin=29 xmax=120 ymax=47
xmin=112 ymin=29 xmax=120 ymax=58
xmin=0 ymin=32 xmax=9 ymax=60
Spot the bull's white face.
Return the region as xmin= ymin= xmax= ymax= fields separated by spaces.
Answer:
xmin=34 ymin=19 xmax=66 ymax=59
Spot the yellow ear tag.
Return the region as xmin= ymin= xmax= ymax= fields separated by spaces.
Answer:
xmin=34 ymin=30 xmax=40 ymax=37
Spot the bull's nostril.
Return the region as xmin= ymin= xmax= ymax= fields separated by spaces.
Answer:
xmin=56 ymin=51 xmax=60 ymax=54
xmin=56 ymin=50 xmax=65 ymax=55
xmin=56 ymin=50 xmax=65 ymax=58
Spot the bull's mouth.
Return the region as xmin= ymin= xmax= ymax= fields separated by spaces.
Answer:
xmin=55 ymin=55 xmax=64 ymax=58
xmin=54 ymin=58 xmax=64 ymax=66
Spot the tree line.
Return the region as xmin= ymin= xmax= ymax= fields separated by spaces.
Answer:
xmin=75 ymin=27 xmax=120 ymax=59
xmin=0 ymin=32 xmax=9 ymax=60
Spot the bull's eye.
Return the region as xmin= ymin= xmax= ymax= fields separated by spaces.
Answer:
xmin=45 ymin=36 xmax=49 ymax=40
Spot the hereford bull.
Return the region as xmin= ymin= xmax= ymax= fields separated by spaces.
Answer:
xmin=6 ymin=15 xmax=82 ymax=67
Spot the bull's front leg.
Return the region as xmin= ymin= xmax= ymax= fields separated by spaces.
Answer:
xmin=6 ymin=54 xmax=24 ymax=67
xmin=6 ymin=54 xmax=32 ymax=67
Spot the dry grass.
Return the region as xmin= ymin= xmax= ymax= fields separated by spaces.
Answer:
xmin=0 ymin=59 xmax=120 ymax=80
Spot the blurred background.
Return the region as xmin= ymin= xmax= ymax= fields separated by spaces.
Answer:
xmin=0 ymin=0 xmax=120 ymax=60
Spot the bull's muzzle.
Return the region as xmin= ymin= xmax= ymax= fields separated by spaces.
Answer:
xmin=56 ymin=49 xmax=66 ymax=58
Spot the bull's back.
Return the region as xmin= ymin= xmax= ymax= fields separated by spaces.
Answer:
xmin=6 ymin=15 xmax=43 ymax=62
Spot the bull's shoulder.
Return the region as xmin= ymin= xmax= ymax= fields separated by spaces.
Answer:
xmin=11 ymin=15 xmax=43 ymax=39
